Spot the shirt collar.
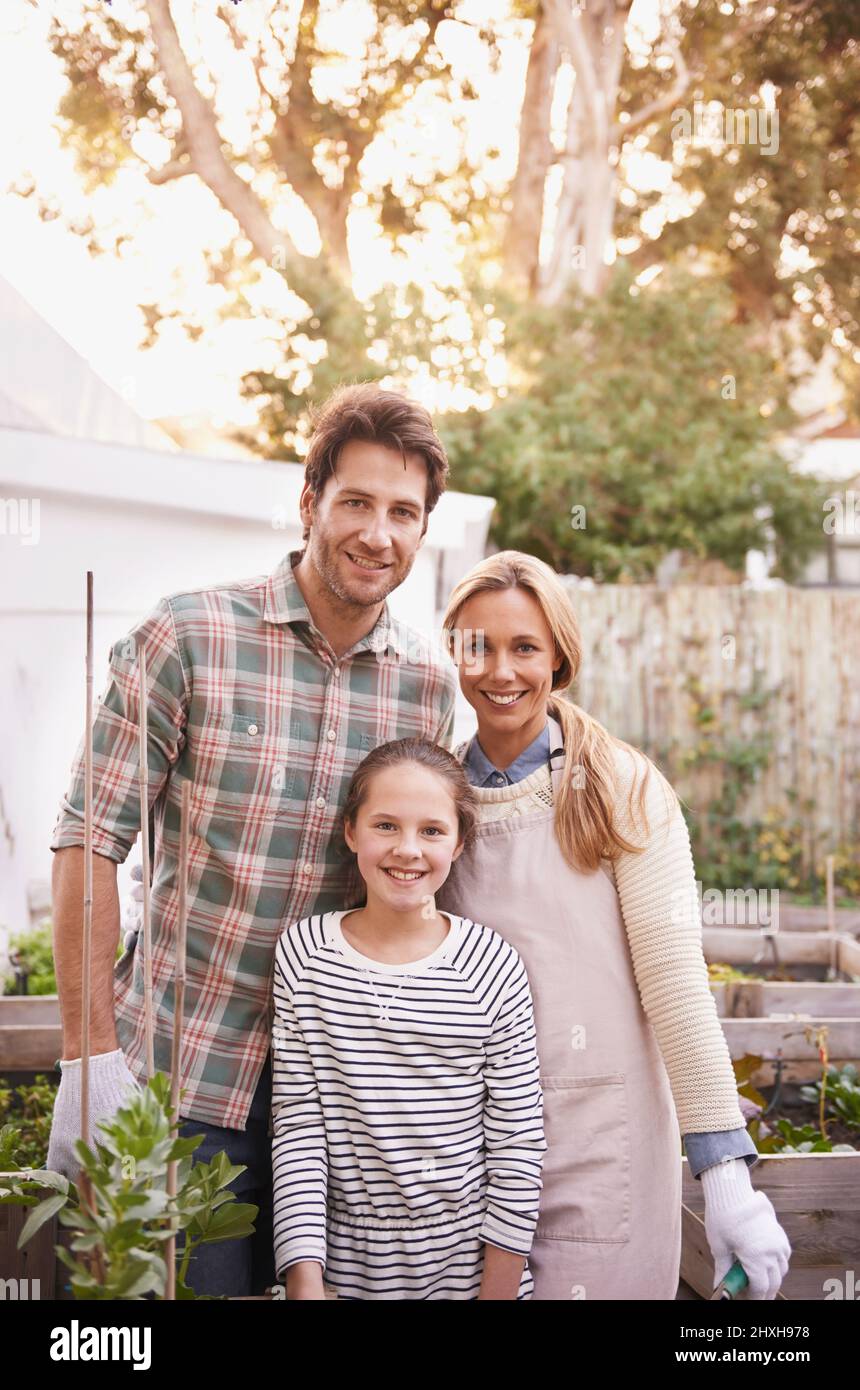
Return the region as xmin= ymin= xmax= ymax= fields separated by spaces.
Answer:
xmin=263 ymin=548 xmax=409 ymax=659
xmin=463 ymin=718 xmax=552 ymax=787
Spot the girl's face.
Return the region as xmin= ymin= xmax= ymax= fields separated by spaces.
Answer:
xmin=344 ymin=763 xmax=465 ymax=909
xmin=451 ymin=586 xmax=562 ymax=733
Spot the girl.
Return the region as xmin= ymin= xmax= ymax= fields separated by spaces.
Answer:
xmin=270 ymin=741 xmax=547 ymax=1300
xmin=435 ymin=550 xmax=792 ymax=1300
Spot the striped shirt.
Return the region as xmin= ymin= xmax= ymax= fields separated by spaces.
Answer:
xmin=49 ymin=549 xmax=457 ymax=1129
xmin=271 ymin=910 xmax=546 ymax=1287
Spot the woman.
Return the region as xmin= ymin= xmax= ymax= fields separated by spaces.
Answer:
xmin=435 ymin=551 xmax=791 ymax=1300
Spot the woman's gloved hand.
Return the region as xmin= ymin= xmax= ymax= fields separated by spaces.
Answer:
xmin=702 ymin=1156 xmax=792 ymax=1299
xmin=120 ymin=862 xmax=145 ymax=951
xmin=46 ymin=1047 xmax=143 ymax=1181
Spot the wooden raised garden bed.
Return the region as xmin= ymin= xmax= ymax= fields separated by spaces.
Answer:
xmin=704 ymin=928 xmax=860 ymax=981
xmin=681 ymin=1153 xmax=860 ymax=1300
xmin=705 ymin=930 xmax=860 ymax=1085
xmin=705 ymin=934 xmax=860 ymax=1073
xmin=702 ymin=904 xmax=860 ymax=936
xmin=0 ymin=996 xmax=62 ymax=1073
xmin=0 ymin=1175 xmax=75 ymax=1300
xmin=777 ymin=905 xmax=860 ymax=936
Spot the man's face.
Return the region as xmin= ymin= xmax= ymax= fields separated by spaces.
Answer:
xmin=299 ymin=439 xmax=429 ymax=608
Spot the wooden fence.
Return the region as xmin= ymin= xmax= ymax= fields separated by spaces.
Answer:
xmin=558 ymin=584 xmax=860 ymax=867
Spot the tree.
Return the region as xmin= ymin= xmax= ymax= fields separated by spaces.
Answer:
xmin=507 ymin=0 xmax=860 ymax=357
xmin=18 ymin=0 xmax=857 ymax=537
xmin=441 ymin=265 xmax=827 ymax=580
xmin=504 ymin=0 xmax=693 ymax=301
xmin=626 ymin=0 xmax=860 ymax=364
xmin=31 ymin=2 xmax=860 ymax=344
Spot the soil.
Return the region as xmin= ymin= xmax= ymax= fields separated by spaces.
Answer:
xmin=731 ymin=962 xmax=853 ymax=983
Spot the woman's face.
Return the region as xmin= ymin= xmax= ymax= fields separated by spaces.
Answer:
xmin=451 ymin=586 xmax=562 ymax=733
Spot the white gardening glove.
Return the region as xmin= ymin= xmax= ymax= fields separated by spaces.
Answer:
xmin=46 ymin=1047 xmax=143 ymax=1181
xmin=702 ymin=1157 xmax=792 ymax=1299
xmin=120 ymin=862 xmax=145 ymax=951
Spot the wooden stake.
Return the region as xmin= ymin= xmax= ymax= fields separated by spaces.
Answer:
xmin=138 ymin=645 xmax=155 ymax=1079
xmin=79 ymin=572 xmax=99 ymax=1281
xmin=165 ymin=779 xmax=190 ymax=1301
xmin=80 ymin=572 xmax=93 ymax=1152
xmin=826 ymin=854 xmax=836 ymax=979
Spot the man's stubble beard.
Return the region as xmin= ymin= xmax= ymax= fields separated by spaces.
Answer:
xmin=309 ymin=529 xmax=417 ymax=612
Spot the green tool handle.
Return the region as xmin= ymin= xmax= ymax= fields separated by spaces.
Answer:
xmin=712 ymin=1259 xmax=749 ymax=1299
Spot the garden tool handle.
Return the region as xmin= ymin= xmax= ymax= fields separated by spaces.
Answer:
xmin=710 ymin=1259 xmax=749 ymax=1300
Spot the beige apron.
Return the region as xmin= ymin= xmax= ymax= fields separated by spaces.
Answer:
xmin=436 ymin=717 xmax=682 ymax=1299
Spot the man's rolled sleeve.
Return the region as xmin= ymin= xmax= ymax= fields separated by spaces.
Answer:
xmin=50 ymin=596 xmax=189 ymax=864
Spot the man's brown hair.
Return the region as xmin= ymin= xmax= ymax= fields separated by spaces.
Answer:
xmin=301 ymin=382 xmax=449 ymax=541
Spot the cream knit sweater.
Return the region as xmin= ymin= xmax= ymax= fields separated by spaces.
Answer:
xmin=455 ymin=741 xmax=745 ymax=1137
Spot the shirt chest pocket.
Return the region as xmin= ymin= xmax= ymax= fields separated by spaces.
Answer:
xmin=188 ymin=712 xmax=294 ymax=839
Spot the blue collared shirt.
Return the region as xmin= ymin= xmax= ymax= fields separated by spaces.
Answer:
xmin=461 ymin=717 xmax=757 ymax=1180
xmin=463 ymin=721 xmax=552 ymax=787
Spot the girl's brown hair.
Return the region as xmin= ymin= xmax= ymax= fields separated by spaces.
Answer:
xmin=338 ymin=738 xmax=480 ymax=862
xmin=441 ymin=550 xmax=679 ymax=874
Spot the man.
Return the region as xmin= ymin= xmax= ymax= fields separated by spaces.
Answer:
xmin=47 ymin=382 xmax=458 ymax=1296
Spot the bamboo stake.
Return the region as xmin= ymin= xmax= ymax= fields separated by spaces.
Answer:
xmin=78 ymin=571 xmax=100 ymax=1280
xmin=826 ymin=854 xmax=836 ymax=979
xmin=138 ymin=645 xmax=155 ymax=1079
xmin=165 ymin=779 xmax=190 ymax=1301
xmin=80 ymin=572 xmax=93 ymax=1152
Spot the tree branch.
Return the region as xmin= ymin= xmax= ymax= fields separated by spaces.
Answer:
xmin=613 ymin=26 xmax=690 ymax=142
xmin=146 ymin=155 xmax=192 ymax=186
xmin=143 ymin=0 xmax=313 ymax=282
xmin=503 ymin=2 xmax=559 ymax=288
xmin=545 ymin=0 xmax=606 ymax=142
xmin=145 ymin=131 xmax=192 ymax=185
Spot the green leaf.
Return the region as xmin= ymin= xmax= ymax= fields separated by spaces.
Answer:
xmin=197 ymin=1201 xmax=259 ymax=1244
xmin=17 ymin=1192 xmax=67 ymax=1248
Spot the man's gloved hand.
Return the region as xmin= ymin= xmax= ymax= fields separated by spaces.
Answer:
xmin=46 ymin=1047 xmax=143 ymax=1181
xmin=702 ymin=1156 xmax=792 ymax=1299
xmin=120 ymin=862 xmax=145 ymax=951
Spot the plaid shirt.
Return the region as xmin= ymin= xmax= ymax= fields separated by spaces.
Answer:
xmin=50 ymin=548 xmax=458 ymax=1129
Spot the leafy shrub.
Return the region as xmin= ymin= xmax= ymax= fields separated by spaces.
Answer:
xmin=0 ymin=1072 xmax=257 ymax=1300
xmin=3 ymin=921 xmax=57 ymax=995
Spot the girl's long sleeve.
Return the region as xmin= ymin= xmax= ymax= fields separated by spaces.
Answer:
xmin=271 ymin=943 xmax=328 ymax=1278
xmin=478 ymin=954 xmax=547 ymax=1257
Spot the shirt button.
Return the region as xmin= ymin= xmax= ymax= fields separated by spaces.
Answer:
xmin=494 ymin=773 xmax=504 ymax=784
xmin=247 ymin=723 xmax=258 ymax=736
xmin=316 ymin=797 xmax=326 ymax=809
xmin=303 ymin=863 xmax=313 ymax=875
xmin=327 ymin=728 xmax=336 ymax=741
xmin=332 ymin=667 xmax=341 ymax=679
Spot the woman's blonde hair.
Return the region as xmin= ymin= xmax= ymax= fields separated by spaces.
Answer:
xmin=440 ymin=550 xmax=678 ymax=873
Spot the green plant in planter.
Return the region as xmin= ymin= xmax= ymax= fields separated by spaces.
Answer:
xmin=3 ymin=921 xmax=58 ymax=994
xmin=756 ymin=1118 xmax=856 ymax=1154
xmin=708 ymin=962 xmax=765 ymax=985
xmin=800 ymin=1064 xmax=860 ymax=1131
xmin=0 ymin=1071 xmax=257 ymax=1299
xmin=725 ymin=1051 xmax=858 ymax=1155
xmin=0 ymin=1073 xmax=58 ymax=1168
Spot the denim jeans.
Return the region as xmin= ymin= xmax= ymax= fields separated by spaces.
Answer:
xmin=175 ymin=1053 xmax=276 ymax=1298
